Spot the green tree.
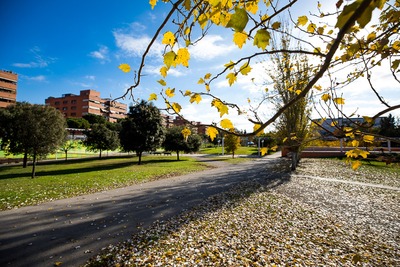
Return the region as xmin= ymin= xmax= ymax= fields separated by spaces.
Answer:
xmin=119 ymin=100 xmax=165 ymax=164
xmin=163 ymin=126 xmax=202 ymax=160
xmin=379 ymin=114 xmax=400 ymax=137
xmin=117 ymin=0 xmax=400 ymax=169
xmin=83 ymin=123 xmax=120 ymax=158
xmin=66 ymin=117 xmax=90 ymax=129
xmin=0 ymin=102 xmax=67 ymax=177
xmin=83 ymin=114 xmax=107 ymax=126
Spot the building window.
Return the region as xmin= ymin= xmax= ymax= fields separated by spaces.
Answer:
xmin=71 ymin=106 xmax=77 ymax=110
xmin=71 ymin=100 xmax=77 ymax=104
xmin=62 ymin=107 xmax=68 ymax=111
xmin=55 ymin=101 xmax=60 ymax=105
xmin=63 ymin=100 xmax=68 ymax=104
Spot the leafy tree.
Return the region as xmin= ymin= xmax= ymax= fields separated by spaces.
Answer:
xmin=0 ymin=102 xmax=67 ymax=177
xmin=119 ymin=100 xmax=165 ymax=164
xmin=379 ymin=114 xmax=400 ymax=137
xmin=163 ymin=126 xmax=202 ymax=160
xmin=117 ymin=0 xmax=400 ymax=169
xmin=83 ymin=123 xmax=120 ymax=158
xmin=66 ymin=117 xmax=90 ymax=129
xmin=224 ymin=131 xmax=241 ymax=158
xmin=83 ymin=114 xmax=107 ymax=126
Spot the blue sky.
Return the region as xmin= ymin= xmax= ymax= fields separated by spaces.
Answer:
xmin=1 ymin=1 xmax=399 ymax=131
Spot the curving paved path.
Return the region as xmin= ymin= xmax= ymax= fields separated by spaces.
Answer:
xmin=0 ymin=154 xmax=284 ymax=267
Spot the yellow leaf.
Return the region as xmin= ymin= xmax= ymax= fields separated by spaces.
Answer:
xmin=297 ymin=15 xmax=308 ymax=26
xmin=224 ymin=60 xmax=235 ymax=70
xmin=261 ymin=147 xmax=268 ymax=156
xmin=239 ymin=63 xmax=252 ymax=75
xmin=205 ymin=84 xmax=210 ymax=92
xmin=282 ymin=137 xmax=288 ymax=143
xmin=253 ymin=124 xmax=264 ymax=136
xmin=253 ymin=29 xmax=271 ymax=50
xmin=226 ymin=72 xmax=237 ymax=86
xmin=333 ymin=97 xmax=345 ymax=105
xmin=162 ymin=31 xmax=175 ymax=46
xmin=211 ymin=99 xmax=229 ymax=117
xmin=295 ymin=89 xmax=302 ymax=95
xmin=165 ymin=88 xmax=175 ymax=98
xmin=118 ymin=63 xmax=131 ymax=73
xmin=270 ymin=145 xmax=278 ymax=151
xmin=245 ymin=1 xmax=258 ymax=14
xmin=148 ymin=93 xmax=158 ymax=101
xmin=171 ymin=102 xmax=182 ymax=113
xmin=190 ymin=93 xmax=202 ymax=104
xmin=164 ymin=51 xmax=177 ymax=68
xmin=160 ymin=66 xmax=168 ymax=77
xmin=360 ymin=151 xmax=370 ymax=159
xmin=204 ymin=73 xmax=212 ymax=79
xmin=367 ymin=32 xmax=376 ymax=42
xmin=207 ymin=127 xmax=218 ymax=141
xmin=314 ymin=84 xmax=322 ymax=91
xmin=307 ymin=23 xmax=316 ymax=33
xmin=158 ymin=79 xmax=167 ymax=86
xmin=352 ymin=140 xmax=359 ymax=147
xmin=181 ymin=127 xmax=191 ymax=141
xmin=351 ymin=160 xmax=362 ymax=170
xmin=184 ymin=90 xmax=191 ymax=96
xmin=176 ymin=47 xmax=190 ymax=67
xmin=149 ymin=0 xmax=157 ymax=9
xmin=321 ymin=94 xmax=331 ymax=102
xmin=271 ymin=21 xmax=281 ymax=30
xmin=363 ymin=135 xmax=374 ymax=143
xmin=233 ymin=31 xmax=247 ymax=48
xmin=198 ymin=78 xmax=205 ymax=84
xmin=220 ymin=118 xmax=234 ymax=130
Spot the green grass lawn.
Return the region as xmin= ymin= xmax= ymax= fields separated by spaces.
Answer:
xmin=0 ymin=156 xmax=208 ymax=210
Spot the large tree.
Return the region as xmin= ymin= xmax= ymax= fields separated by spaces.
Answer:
xmin=117 ymin=0 xmax=400 ymax=169
xmin=0 ymin=102 xmax=67 ymax=177
xmin=119 ymin=100 xmax=165 ymax=164
xmin=163 ymin=126 xmax=202 ymax=160
xmin=83 ymin=123 xmax=120 ymax=158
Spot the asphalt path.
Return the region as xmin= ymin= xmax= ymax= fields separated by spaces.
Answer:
xmin=0 ymin=153 xmax=285 ymax=267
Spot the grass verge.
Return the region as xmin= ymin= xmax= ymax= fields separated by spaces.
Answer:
xmin=0 ymin=156 xmax=208 ymax=210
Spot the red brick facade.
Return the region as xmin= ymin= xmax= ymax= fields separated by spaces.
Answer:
xmin=0 ymin=70 xmax=17 ymax=108
xmin=45 ymin=89 xmax=127 ymax=122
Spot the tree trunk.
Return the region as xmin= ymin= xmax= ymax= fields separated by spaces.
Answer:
xmin=176 ymin=150 xmax=180 ymax=161
xmin=99 ymin=149 xmax=102 ymax=159
xmin=232 ymin=151 xmax=235 ymax=159
xmin=138 ymin=151 xmax=142 ymax=165
xmin=65 ymin=151 xmax=68 ymax=161
xmin=31 ymin=152 xmax=37 ymax=178
xmin=23 ymin=151 xmax=28 ymax=168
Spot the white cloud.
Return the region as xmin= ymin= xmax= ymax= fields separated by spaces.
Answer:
xmin=85 ymin=75 xmax=96 ymax=81
xmin=189 ymin=35 xmax=236 ymax=61
xmin=113 ymin=32 xmax=164 ymax=58
xmin=22 ymin=75 xmax=47 ymax=82
xmin=145 ymin=65 xmax=185 ymax=77
xmin=13 ymin=46 xmax=55 ymax=68
xmin=89 ymin=45 xmax=110 ymax=63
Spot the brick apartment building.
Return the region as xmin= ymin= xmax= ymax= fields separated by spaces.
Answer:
xmin=0 ymin=70 xmax=17 ymax=108
xmin=162 ymin=114 xmax=207 ymax=135
xmin=45 ymin=89 xmax=127 ymax=122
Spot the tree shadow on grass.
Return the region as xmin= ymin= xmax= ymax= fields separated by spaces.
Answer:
xmin=0 ymin=157 xmax=192 ymax=180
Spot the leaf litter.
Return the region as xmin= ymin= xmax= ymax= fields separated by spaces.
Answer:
xmin=84 ymin=158 xmax=399 ymax=266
